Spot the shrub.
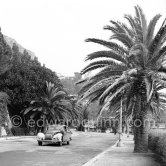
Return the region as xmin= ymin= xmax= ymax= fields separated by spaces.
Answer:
xmin=11 ymin=127 xmax=29 ymax=136
xmin=148 ymin=129 xmax=166 ymax=164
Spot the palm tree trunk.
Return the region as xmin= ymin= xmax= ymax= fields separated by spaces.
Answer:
xmin=133 ymin=97 xmax=150 ymax=153
xmin=42 ymin=114 xmax=48 ymax=133
xmin=133 ymin=115 xmax=149 ymax=152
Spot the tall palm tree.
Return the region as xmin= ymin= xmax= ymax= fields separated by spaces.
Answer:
xmin=23 ymin=81 xmax=77 ymax=132
xmin=78 ymin=5 xmax=166 ymax=152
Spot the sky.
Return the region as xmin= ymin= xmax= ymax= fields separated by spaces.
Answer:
xmin=0 ymin=0 xmax=165 ymax=77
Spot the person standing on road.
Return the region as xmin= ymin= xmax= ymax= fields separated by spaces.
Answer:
xmin=0 ymin=125 xmax=7 ymax=137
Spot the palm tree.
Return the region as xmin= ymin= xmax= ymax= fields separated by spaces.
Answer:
xmin=22 ymin=81 xmax=77 ymax=132
xmin=78 ymin=5 xmax=166 ymax=152
xmin=74 ymin=100 xmax=90 ymax=131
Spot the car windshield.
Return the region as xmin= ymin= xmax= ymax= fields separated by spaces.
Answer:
xmin=47 ymin=125 xmax=64 ymax=131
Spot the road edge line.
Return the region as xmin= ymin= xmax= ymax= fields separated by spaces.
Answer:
xmin=82 ymin=140 xmax=119 ymax=166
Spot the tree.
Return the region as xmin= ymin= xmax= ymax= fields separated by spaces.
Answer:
xmin=0 ymin=43 xmax=62 ymax=119
xmin=22 ymin=81 xmax=77 ymax=132
xmin=0 ymin=92 xmax=11 ymax=127
xmin=74 ymin=100 xmax=90 ymax=131
xmin=61 ymin=72 xmax=82 ymax=95
xmin=0 ymin=28 xmax=12 ymax=134
xmin=0 ymin=28 xmax=12 ymax=75
xmin=78 ymin=5 xmax=166 ymax=152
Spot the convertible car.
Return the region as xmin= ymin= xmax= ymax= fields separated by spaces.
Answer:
xmin=37 ymin=125 xmax=72 ymax=146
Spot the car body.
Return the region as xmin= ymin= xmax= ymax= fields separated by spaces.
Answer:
xmin=37 ymin=125 xmax=72 ymax=146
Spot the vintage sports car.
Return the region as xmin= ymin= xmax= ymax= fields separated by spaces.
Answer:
xmin=37 ymin=125 xmax=72 ymax=146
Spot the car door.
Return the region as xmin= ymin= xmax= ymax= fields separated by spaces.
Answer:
xmin=63 ymin=126 xmax=71 ymax=141
xmin=66 ymin=127 xmax=72 ymax=141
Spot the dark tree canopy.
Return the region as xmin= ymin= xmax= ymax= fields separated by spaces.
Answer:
xmin=0 ymin=29 xmax=12 ymax=75
xmin=0 ymin=40 xmax=62 ymax=117
xmin=61 ymin=72 xmax=82 ymax=95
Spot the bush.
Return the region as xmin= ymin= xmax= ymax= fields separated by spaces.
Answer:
xmin=11 ymin=127 xmax=29 ymax=136
xmin=148 ymin=129 xmax=166 ymax=164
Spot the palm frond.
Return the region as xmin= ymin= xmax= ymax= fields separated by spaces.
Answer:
xmin=124 ymin=14 xmax=141 ymax=41
xmin=110 ymin=33 xmax=133 ymax=48
xmin=103 ymin=25 xmax=118 ymax=34
xmin=30 ymin=112 xmax=40 ymax=119
xmin=78 ymin=79 xmax=97 ymax=96
xmin=121 ymin=23 xmax=135 ymax=38
xmin=146 ymin=14 xmax=161 ymax=47
xmin=23 ymin=107 xmax=34 ymax=115
xmin=82 ymin=60 xmax=118 ymax=73
xmin=87 ymin=87 xmax=107 ymax=103
xmin=99 ymin=77 xmax=126 ymax=104
xmin=150 ymin=46 xmax=166 ymax=65
xmin=149 ymin=18 xmax=166 ymax=55
xmin=78 ymin=72 xmax=119 ymax=96
xmin=85 ymin=51 xmax=127 ymax=63
xmin=89 ymin=68 xmax=124 ymax=81
xmin=75 ymin=78 xmax=88 ymax=85
xmin=129 ymin=43 xmax=149 ymax=68
xmin=110 ymin=20 xmax=126 ymax=33
xmin=80 ymin=77 xmax=114 ymax=101
xmin=98 ymin=101 xmax=120 ymax=117
xmin=99 ymin=83 xmax=131 ymax=114
xmin=51 ymin=91 xmax=66 ymax=102
xmin=159 ymin=46 xmax=166 ymax=58
xmin=85 ymin=38 xmax=128 ymax=54
xmin=144 ymin=77 xmax=153 ymax=103
xmin=81 ymin=64 xmax=107 ymax=74
xmin=135 ymin=5 xmax=147 ymax=43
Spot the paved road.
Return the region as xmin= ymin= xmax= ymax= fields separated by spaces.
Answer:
xmin=0 ymin=132 xmax=117 ymax=166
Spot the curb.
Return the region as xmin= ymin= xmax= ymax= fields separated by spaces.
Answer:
xmin=72 ymin=133 xmax=79 ymax=137
xmin=0 ymin=136 xmax=36 ymax=141
xmin=82 ymin=140 xmax=119 ymax=166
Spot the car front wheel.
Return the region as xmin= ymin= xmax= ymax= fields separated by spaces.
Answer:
xmin=59 ymin=141 xmax=62 ymax=146
xmin=38 ymin=141 xmax=42 ymax=146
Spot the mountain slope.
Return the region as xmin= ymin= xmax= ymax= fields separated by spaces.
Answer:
xmin=4 ymin=35 xmax=36 ymax=59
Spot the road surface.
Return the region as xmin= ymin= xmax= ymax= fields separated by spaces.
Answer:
xmin=0 ymin=132 xmax=118 ymax=166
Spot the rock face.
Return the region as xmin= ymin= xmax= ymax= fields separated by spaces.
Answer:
xmin=4 ymin=35 xmax=36 ymax=60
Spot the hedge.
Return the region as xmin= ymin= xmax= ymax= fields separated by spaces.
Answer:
xmin=148 ymin=129 xmax=166 ymax=164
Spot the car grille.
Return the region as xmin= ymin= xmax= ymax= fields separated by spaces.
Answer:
xmin=45 ymin=134 xmax=52 ymax=140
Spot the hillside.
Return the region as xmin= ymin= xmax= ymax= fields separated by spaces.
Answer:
xmin=4 ymin=35 xmax=36 ymax=59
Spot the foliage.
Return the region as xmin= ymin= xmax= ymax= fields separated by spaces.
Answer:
xmin=78 ymin=5 xmax=166 ymax=152
xmin=74 ymin=100 xmax=101 ymax=131
xmin=0 ymin=29 xmax=12 ymax=75
xmin=61 ymin=72 xmax=82 ymax=95
xmin=0 ymin=29 xmax=12 ymax=133
xmin=10 ymin=127 xmax=29 ymax=136
xmin=74 ymin=102 xmax=86 ymax=131
xmin=148 ymin=129 xmax=166 ymax=164
xmin=0 ymin=43 xmax=62 ymax=118
xmin=0 ymin=92 xmax=10 ymax=126
xmin=22 ymin=81 xmax=77 ymax=132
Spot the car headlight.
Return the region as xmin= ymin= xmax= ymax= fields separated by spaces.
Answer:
xmin=53 ymin=133 xmax=62 ymax=141
xmin=37 ymin=132 xmax=45 ymax=140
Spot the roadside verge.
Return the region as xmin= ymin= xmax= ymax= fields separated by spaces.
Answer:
xmin=82 ymin=134 xmax=161 ymax=166
xmin=82 ymin=138 xmax=119 ymax=166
